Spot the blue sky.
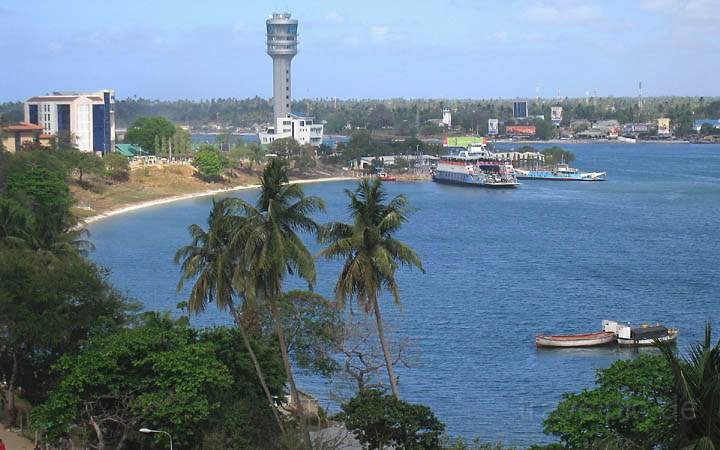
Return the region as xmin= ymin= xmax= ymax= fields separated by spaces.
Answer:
xmin=0 ymin=0 xmax=718 ymax=101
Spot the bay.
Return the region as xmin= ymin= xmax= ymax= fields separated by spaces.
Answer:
xmin=88 ymin=143 xmax=720 ymax=446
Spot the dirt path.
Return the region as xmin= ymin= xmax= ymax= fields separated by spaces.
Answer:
xmin=0 ymin=425 xmax=34 ymax=450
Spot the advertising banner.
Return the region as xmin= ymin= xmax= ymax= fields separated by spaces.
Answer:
xmin=443 ymin=136 xmax=485 ymax=147
xmin=657 ymin=118 xmax=671 ymax=135
xmin=551 ymin=106 xmax=563 ymax=125
xmin=488 ymin=119 xmax=499 ymax=135
xmin=506 ymin=125 xmax=536 ymax=135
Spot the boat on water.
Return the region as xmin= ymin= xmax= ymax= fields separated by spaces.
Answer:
xmin=603 ymin=320 xmax=679 ymax=346
xmin=432 ymin=145 xmax=519 ymax=188
xmin=536 ymin=331 xmax=616 ymax=348
xmin=376 ymin=172 xmax=397 ymax=182
xmin=537 ymin=320 xmax=679 ymax=348
xmin=515 ymin=162 xmax=607 ymax=181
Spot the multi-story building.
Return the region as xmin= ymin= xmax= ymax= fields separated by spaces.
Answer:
xmin=259 ymin=13 xmax=323 ymax=147
xmin=1 ymin=122 xmax=53 ymax=152
xmin=24 ymin=90 xmax=115 ymax=153
xmin=259 ymin=114 xmax=323 ymax=146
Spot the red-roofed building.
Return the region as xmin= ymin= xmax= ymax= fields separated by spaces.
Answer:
xmin=1 ymin=122 xmax=54 ymax=152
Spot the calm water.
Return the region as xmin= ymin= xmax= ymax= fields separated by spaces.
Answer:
xmin=89 ymin=143 xmax=720 ymax=447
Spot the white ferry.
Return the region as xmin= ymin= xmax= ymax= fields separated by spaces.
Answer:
xmin=432 ymin=145 xmax=519 ymax=188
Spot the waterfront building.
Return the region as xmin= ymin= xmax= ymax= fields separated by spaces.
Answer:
xmin=259 ymin=13 xmax=323 ymax=146
xmin=1 ymin=122 xmax=53 ymax=152
xmin=23 ymin=90 xmax=115 ymax=153
xmin=442 ymin=108 xmax=452 ymax=128
xmin=693 ymin=119 xmax=720 ymax=132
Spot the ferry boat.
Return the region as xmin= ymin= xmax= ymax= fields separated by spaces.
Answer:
xmin=432 ymin=145 xmax=519 ymax=188
xmin=515 ymin=162 xmax=606 ymax=181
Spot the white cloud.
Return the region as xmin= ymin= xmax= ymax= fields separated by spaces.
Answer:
xmin=324 ymin=11 xmax=345 ymax=24
xmin=369 ymin=25 xmax=389 ymax=42
xmin=641 ymin=0 xmax=720 ymax=25
xmin=524 ymin=1 xmax=603 ymax=23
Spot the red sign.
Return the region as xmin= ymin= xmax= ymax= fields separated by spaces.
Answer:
xmin=506 ymin=125 xmax=536 ymax=135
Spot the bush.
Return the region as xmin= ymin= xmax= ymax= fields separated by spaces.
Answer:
xmin=104 ymin=152 xmax=130 ymax=181
xmin=338 ymin=389 xmax=445 ymax=449
xmin=192 ymin=147 xmax=223 ymax=180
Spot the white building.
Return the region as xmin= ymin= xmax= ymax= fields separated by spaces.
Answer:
xmin=24 ymin=90 xmax=115 ymax=153
xmin=259 ymin=113 xmax=323 ymax=146
xmin=442 ymin=108 xmax=452 ymax=128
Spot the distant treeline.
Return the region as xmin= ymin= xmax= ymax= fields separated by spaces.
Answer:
xmin=2 ymin=96 xmax=719 ymax=135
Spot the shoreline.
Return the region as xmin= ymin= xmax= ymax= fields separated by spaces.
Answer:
xmin=83 ymin=176 xmax=357 ymax=225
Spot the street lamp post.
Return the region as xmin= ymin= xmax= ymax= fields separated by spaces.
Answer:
xmin=139 ymin=428 xmax=173 ymax=450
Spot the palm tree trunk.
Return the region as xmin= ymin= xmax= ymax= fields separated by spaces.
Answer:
xmin=229 ymin=306 xmax=286 ymax=436
xmin=372 ymin=298 xmax=399 ymax=399
xmin=270 ymin=303 xmax=312 ymax=449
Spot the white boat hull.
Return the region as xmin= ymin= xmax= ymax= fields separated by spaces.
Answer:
xmin=535 ymin=331 xmax=616 ymax=348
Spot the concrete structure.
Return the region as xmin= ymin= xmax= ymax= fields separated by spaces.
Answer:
xmin=1 ymin=122 xmax=53 ymax=152
xmin=266 ymin=13 xmax=298 ymax=121
xmin=259 ymin=113 xmax=323 ymax=146
xmin=24 ymin=90 xmax=115 ymax=153
xmin=349 ymin=154 xmax=439 ymax=170
xmin=694 ymin=119 xmax=720 ymax=131
xmin=260 ymin=13 xmax=324 ymax=146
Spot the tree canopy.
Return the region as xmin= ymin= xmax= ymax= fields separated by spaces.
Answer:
xmin=125 ymin=116 xmax=177 ymax=154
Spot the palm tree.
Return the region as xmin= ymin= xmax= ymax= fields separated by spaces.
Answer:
xmin=657 ymin=323 xmax=720 ymax=449
xmin=174 ymin=198 xmax=286 ymax=436
xmin=320 ymin=178 xmax=424 ymax=398
xmin=228 ymin=159 xmax=324 ymax=447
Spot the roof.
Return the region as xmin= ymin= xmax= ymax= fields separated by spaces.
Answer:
xmin=2 ymin=122 xmax=43 ymax=132
xmin=115 ymin=143 xmax=146 ymax=156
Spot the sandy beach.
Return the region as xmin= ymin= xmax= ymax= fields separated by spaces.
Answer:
xmin=82 ymin=176 xmax=356 ymax=225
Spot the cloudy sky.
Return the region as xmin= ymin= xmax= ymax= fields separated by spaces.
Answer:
xmin=0 ymin=0 xmax=718 ymax=101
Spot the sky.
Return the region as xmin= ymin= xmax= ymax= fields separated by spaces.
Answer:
xmin=1 ymin=0 xmax=719 ymax=102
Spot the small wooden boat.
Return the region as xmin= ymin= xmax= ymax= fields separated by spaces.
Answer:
xmin=535 ymin=331 xmax=616 ymax=348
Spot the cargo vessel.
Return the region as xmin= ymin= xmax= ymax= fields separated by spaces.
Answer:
xmin=431 ymin=146 xmax=519 ymax=188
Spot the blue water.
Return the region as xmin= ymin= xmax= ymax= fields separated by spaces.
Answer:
xmin=88 ymin=143 xmax=720 ymax=447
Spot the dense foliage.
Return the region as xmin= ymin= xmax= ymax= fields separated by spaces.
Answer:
xmin=192 ymin=146 xmax=225 ymax=180
xmin=541 ymin=147 xmax=575 ymax=165
xmin=339 ymin=388 xmax=445 ymax=449
xmin=543 ymin=354 xmax=674 ymax=449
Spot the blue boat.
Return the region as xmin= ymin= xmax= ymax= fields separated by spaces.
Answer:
xmin=515 ymin=163 xmax=606 ymax=181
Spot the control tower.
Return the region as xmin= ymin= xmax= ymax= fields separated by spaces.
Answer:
xmin=266 ymin=13 xmax=298 ymax=121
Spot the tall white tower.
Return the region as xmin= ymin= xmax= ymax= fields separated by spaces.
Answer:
xmin=442 ymin=107 xmax=452 ymax=128
xmin=266 ymin=13 xmax=298 ymax=121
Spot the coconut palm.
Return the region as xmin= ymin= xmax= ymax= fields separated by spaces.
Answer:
xmin=228 ymin=159 xmax=324 ymax=446
xmin=657 ymin=322 xmax=720 ymax=449
xmin=319 ymin=178 xmax=424 ymax=398
xmin=174 ymin=197 xmax=286 ymax=436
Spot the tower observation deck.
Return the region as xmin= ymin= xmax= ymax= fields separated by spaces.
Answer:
xmin=266 ymin=12 xmax=298 ymax=121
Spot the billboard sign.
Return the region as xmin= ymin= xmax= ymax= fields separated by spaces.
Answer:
xmin=513 ymin=101 xmax=528 ymax=119
xmin=622 ymin=123 xmax=649 ymax=133
xmin=657 ymin=118 xmax=671 ymax=135
xmin=551 ymin=106 xmax=563 ymax=125
xmin=506 ymin=125 xmax=536 ymax=135
xmin=443 ymin=136 xmax=485 ymax=147
xmin=488 ymin=119 xmax=499 ymax=135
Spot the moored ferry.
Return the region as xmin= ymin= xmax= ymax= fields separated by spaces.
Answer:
xmin=432 ymin=145 xmax=519 ymax=188
xmin=515 ymin=162 xmax=606 ymax=181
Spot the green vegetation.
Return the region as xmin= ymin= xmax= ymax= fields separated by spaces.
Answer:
xmin=320 ymin=179 xmax=424 ymax=398
xmin=543 ymin=354 xmax=673 ymax=449
xmin=192 ymin=145 xmax=225 ymax=180
xmin=104 ymin=152 xmax=130 ymax=181
xmin=541 ymin=147 xmax=575 ymax=165
xmin=338 ymin=388 xmax=445 ymax=449
xmin=124 ymin=116 xmax=192 ymax=157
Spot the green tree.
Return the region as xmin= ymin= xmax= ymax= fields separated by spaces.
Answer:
xmin=32 ymin=314 xmax=232 ymax=450
xmin=320 ymin=179 xmax=424 ymax=398
xmin=268 ymin=137 xmax=302 ymax=160
xmin=0 ymin=251 xmax=133 ymax=423
xmin=657 ymin=323 xmax=720 ymax=449
xmin=543 ymin=354 xmax=674 ymax=449
xmin=534 ymin=119 xmax=555 ymax=140
xmin=104 ymin=152 xmax=130 ymax=181
xmin=175 ymin=198 xmax=287 ymax=436
xmin=192 ymin=147 xmax=223 ymax=180
xmin=57 ymin=147 xmax=105 ymax=184
xmin=339 ymin=388 xmax=445 ymax=449
xmin=228 ymin=159 xmax=324 ymax=447
xmin=541 ymin=147 xmax=575 ymax=165
xmin=125 ymin=116 xmax=176 ymax=154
